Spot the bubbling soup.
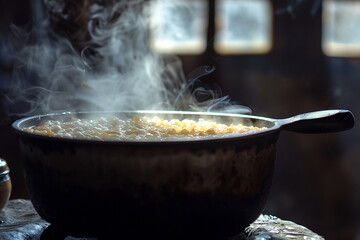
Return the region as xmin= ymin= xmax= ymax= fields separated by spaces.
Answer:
xmin=25 ymin=116 xmax=266 ymax=140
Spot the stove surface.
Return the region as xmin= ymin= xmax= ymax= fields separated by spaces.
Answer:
xmin=0 ymin=199 xmax=324 ymax=240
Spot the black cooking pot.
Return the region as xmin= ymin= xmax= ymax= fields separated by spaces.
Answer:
xmin=12 ymin=110 xmax=354 ymax=239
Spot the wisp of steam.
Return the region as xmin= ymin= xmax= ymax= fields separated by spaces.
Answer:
xmin=6 ymin=0 xmax=250 ymax=117
xmin=276 ymin=0 xmax=322 ymax=17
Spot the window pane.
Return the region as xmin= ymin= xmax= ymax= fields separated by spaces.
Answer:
xmin=322 ymin=0 xmax=360 ymax=57
xmin=150 ymin=0 xmax=208 ymax=55
xmin=215 ymin=0 xmax=273 ymax=55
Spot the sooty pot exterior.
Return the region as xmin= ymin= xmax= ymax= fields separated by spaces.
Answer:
xmin=14 ymin=112 xmax=280 ymax=239
xmin=19 ymin=137 xmax=277 ymax=239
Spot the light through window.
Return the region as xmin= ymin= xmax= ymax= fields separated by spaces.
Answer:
xmin=150 ymin=0 xmax=208 ymax=55
xmin=214 ymin=0 xmax=273 ymax=55
xmin=322 ymin=0 xmax=360 ymax=57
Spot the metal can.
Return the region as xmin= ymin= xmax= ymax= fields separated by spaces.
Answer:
xmin=0 ymin=159 xmax=11 ymax=212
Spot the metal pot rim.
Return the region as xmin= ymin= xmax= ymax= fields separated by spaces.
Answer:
xmin=11 ymin=110 xmax=281 ymax=145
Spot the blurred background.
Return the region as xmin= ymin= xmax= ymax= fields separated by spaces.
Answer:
xmin=1 ymin=0 xmax=359 ymax=239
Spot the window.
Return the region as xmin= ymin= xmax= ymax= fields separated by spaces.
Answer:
xmin=322 ymin=0 xmax=360 ymax=57
xmin=149 ymin=0 xmax=273 ymax=55
xmin=150 ymin=0 xmax=208 ymax=55
xmin=214 ymin=0 xmax=273 ymax=55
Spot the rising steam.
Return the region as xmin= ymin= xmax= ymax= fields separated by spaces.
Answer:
xmin=276 ymin=0 xmax=322 ymax=17
xmin=6 ymin=0 xmax=249 ymax=117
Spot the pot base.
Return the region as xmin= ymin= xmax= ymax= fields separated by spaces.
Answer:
xmin=30 ymin=178 xmax=270 ymax=240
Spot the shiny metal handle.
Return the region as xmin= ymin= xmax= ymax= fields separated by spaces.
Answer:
xmin=277 ymin=110 xmax=355 ymax=134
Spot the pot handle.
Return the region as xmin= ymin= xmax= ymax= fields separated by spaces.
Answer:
xmin=277 ymin=110 xmax=355 ymax=134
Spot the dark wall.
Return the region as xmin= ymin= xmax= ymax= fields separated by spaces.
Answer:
xmin=0 ymin=0 xmax=31 ymax=200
